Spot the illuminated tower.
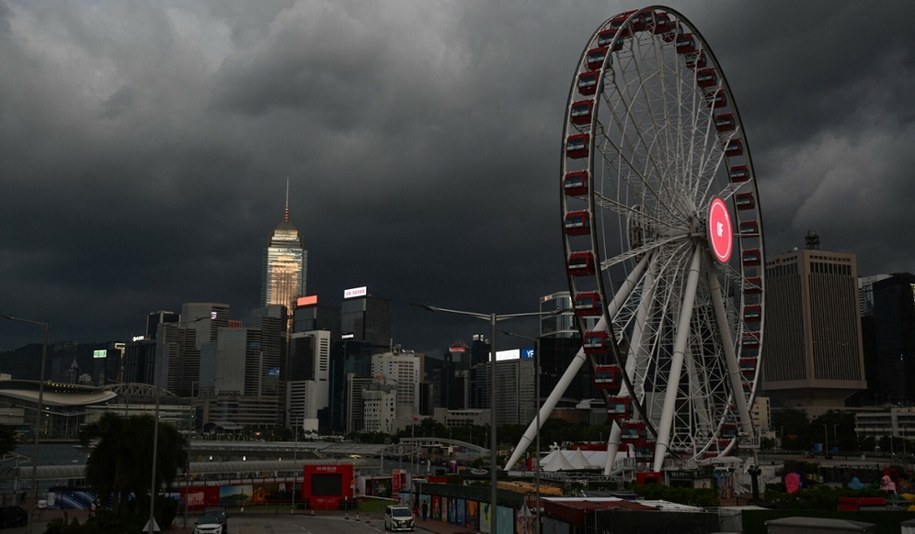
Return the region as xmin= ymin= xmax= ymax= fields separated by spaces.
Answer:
xmin=261 ymin=181 xmax=307 ymax=316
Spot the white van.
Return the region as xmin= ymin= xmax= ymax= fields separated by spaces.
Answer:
xmin=384 ymin=505 xmax=415 ymax=532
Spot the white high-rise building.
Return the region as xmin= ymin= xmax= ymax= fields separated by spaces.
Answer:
xmin=371 ymin=349 xmax=422 ymax=430
xmin=287 ymin=330 xmax=332 ymax=428
xmin=363 ymin=385 xmax=397 ymax=434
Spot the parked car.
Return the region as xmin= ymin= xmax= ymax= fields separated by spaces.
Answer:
xmin=384 ymin=505 xmax=415 ymax=532
xmin=203 ymin=506 xmax=228 ymax=533
xmin=193 ymin=514 xmax=224 ymax=534
xmin=0 ymin=506 xmax=28 ymax=529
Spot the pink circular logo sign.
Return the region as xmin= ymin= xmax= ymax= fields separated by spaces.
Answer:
xmin=708 ymin=197 xmax=733 ymax=263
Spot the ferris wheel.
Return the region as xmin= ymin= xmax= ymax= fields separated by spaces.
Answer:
xmin=506 ymin=6 xmax=765 ymax=474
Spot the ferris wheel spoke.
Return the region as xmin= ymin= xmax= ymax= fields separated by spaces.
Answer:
xmin=599 ymin=77 xmax=695 ymax=223
xmin=599 ymin=63 xmax=682 ymax=213
xmin=600 ymin=234 xmax=687 ymax=271
xmin=681 ymin=50 xmax=707 ymax=206
xmin=617 ymin=41 xmax=669 ymax=190
xmin=592 ymin=120 xmax=674 ymax=219
xmin=593 ymin=191 xmax=687 ymax=232
xmin=695 ymin=128 xmax=736 ymax=204
xmin=623 ymin=254 xmax=660 ymax=402
xmin=686 ymin=341 xmax=714 ymax=438
xmin=606 ymin=248 xmax=654 ymax=322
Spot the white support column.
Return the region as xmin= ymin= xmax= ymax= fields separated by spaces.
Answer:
xmin=604 ymin=254 xmax=658 ymax=475
xmin=504 ymin=334 xmax=594 ymax=470
xmin=652 ymin=246 xmax=702 ymax=472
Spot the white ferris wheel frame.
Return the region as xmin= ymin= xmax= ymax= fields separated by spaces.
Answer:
xmin=505 ymin=5 xmax=765 ymax=474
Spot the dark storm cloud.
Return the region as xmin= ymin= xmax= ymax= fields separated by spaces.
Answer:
xmin=1 ymin=0 xmax=914 ymax=354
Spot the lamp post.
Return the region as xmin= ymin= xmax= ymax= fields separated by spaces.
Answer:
xmin=290 ymin=409 xmax=299 ymax=514
xmin=502 ymin=330 xmax=541 ymax=534
xmin=3 ymin=315 xmax=48 ymax=534
xmin=416 ymin=303 xmax=549 ymax=534
xmin=150 ymin=316 xmax=206 ymax=534
xmin=823 ymin=424 xmax=828 ymax=458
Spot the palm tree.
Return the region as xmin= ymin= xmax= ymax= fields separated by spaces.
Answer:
xmin=79 ymin=413 xmax=188 ymax=510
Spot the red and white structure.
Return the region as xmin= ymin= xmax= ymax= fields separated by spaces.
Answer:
xmin=507 ymin=6 xmax=765 ymax=473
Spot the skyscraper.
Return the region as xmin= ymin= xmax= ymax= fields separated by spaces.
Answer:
xmin=261 ymin=183 xmax=306 ymax=317
xmin=761 ymin=238 xmax=866 ymax=413
xmin=539 ymin=292 xmax=577 ymax=338
xmin=340 ymin=287 xmax=391 ymax=349
xmin=869 ymin=273 xmax=915 ymax=405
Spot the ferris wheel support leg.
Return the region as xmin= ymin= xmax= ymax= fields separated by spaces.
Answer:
xmin=604 ymin=422 xmax=622 ymax=475
xmin=505 ymin=253 xmax=652 ymax=471
xmin=606 ymin=261 xmax=655 ymax=476
xmin=706 ymin=258 xmax=754 ymax=438
xmin=504 ymin=343 xmax=589 ymax=470
xmin=652 ymin=246 xmax=703 ymax=472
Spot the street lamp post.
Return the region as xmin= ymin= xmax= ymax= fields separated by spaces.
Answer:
xmin=416 ymin=304 xmax=549 ymax=534
xmin=290 ymin=410 xmax=299 ymax=514
xmin=502 ymin=330 xmax=541 ymax=534
xmin=3 ymin=315 xmax=48 ymax=534
xmin=823 ymin=424 xmax=829 ymax=458
xmin=150 ymin=316 xmax=206 ymax=534
xmin=148 ymin=335 xmax=164 ymax=534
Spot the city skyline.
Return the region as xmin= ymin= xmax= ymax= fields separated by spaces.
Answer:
xmin=1 ymin=1 xmax=914 ymax=354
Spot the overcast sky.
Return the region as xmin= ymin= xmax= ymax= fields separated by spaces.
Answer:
xmin=1 ymin=0 xmax=914 ymax=354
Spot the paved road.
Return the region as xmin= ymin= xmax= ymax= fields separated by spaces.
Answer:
xmin=12 ymin=510 xmax=465 ymax=534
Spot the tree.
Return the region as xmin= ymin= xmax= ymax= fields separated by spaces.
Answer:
xmin=772 ymin=408 xmax=809 ymax=450
xmin=809 ymin=410 xmax=856 ymax=453
xmin=0 ymin=425 xmax=17 ymax=456
xmin=78 ymin=413 xmax=188 ymax=511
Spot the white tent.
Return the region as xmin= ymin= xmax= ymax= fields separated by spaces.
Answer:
xmin=540 ymin=449 xmax=622 ymax=471
xmin=567 ymin=449 xmax=591 ymax=469
xmin=541 ymin=450 xmax=578 ymax=471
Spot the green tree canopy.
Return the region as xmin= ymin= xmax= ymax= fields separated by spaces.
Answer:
xmin=0 ymin=425 xmax=17 ymax=456
xmin=772 ymin=408 xmax=810 ymax=450
xmin=78 ymin=413 xmax=188 ymax=508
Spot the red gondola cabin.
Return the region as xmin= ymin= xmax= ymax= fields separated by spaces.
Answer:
xmin=607 ymin=397 xmax=632 ymax=420
xmin=570 ymin=100 xmax=594 ymax=125
xmin=696 ymin=68 xmax=718 ymax=88
xmin=566 ymin=133 xmax=590 ymax=159
xmin=577 ymin=71 xmax=599 ymax=96
xmin=567 ymin=251 xmax=596 ymax=277
xmin=593 ymin=364 xmax=622 ymax=392
xmin=676 ymin=33 xmax=696 ymax=55
xmin=583 ymin=330 xmax=611 ymax=354
xmin=574 ymin=291 xmax=602 ymax=315
xmin=725 ymin=139 xmax=743 ymax=157
xmin=563 ymin=170 xmax=589 ymax=196
xmin=585 ymin=46 xmax=609 ymax=71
